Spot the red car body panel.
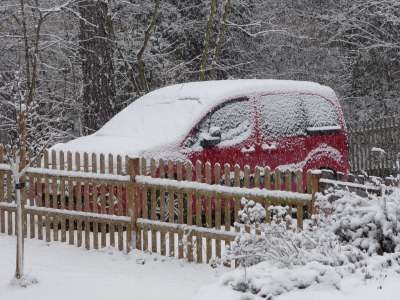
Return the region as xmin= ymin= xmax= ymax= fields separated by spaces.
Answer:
xmin=184 ymin=92 xmax=349 ymax=176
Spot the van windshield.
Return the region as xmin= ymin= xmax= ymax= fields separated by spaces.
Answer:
xmin=260 ymin=94 xmax=340 ymax=138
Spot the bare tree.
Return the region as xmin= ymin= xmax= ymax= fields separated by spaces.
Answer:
xmin=0 ymin=0 xmax=78 ymax=282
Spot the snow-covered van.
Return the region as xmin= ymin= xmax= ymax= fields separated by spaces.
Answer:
xmin=53 ymin=80 xmax=350 ymax=174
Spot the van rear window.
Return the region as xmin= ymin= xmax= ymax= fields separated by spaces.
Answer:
xmin=260 ymin=94 xmax=339 ymax=138
xmin=303 ymin=95 xmax=339 ymax=128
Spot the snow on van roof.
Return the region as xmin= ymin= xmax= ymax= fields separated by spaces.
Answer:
xmin=53 ymin=79 xmax=338 ymax=157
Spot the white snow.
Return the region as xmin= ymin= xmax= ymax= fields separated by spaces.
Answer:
xmin=135 ymin=175 xmax=312 ymax=202
xmin=371 ymin=147 xmax=386 ymax=154
xmin=26 ymin=167 xmax=130 ymax=182
xmin=306 ymin=125 xmax=341 ymax=132
xmin=0 ymin=163 xmax=10 ymax=171
xmin=194 ymin=259 xmax=400 ymax=300
xmin=194 ymin=188 xmax=400 ymax=300
xmin=319 ymin=178 xmax=381 ymax=192
xmin=260 ymin=93 xmax=341 ymax=139
xmin=137 ymin=218 xmax=238 ymax=238
xmin=2 ymin=187 xmax=400 ymax=300
xmin=0 ymin=235 xmax=224 ymax=300
xmin=24 ymin=205 xmax=131 ymax=222
xmin=240 ymin=145 xmax=255 ymax=153
xmin=262 ymin=142 xmax=278 ymax=151
xmin=52 ymin=79 xmax=338 ymax=157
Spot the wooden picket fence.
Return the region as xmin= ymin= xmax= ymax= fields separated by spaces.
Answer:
xmin=348 ymin=114 xmax=400 ymax=177
xmin=0 ymin=149 xmax=134 ymax=252
xmin=316 ymin=168 xmax=400 ymax=201
xmin=0 ymin=148 xmax=317 ymax=264
xmin=134 ymin=158 xmax=316 ymax=263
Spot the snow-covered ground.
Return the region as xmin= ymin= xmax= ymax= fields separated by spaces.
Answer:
xmin=196 ymin=271 xmax=400 ymax=300
xmin=0 ymin=235 xmax=224 ymax=300
xmin=1 ymin=234 xmax=399 ymax=300
xmin=2 ymin=187 xmax=400 ymax=300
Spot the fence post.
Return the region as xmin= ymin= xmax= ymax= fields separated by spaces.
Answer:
xmin=127 ymin=157 xmax=140 ymax=253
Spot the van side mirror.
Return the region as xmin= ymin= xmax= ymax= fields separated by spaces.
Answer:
xmin=200 ymin=126 xmax=221 ymax=148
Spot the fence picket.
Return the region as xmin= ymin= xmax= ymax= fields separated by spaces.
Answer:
xmin=44 ymin=151 xmax=51 ymax=242
xmin=185 ymin=163 xmax=193 ymax=261
xmin=275 ymin=168 xmax=281 ymax=190
xmin=107 ymin=153 xmax=118 ymax=247
xmin=140 ymin=158 xmax=148 ymax=251
xmin=168 ymin=160 xmax=174 ymax=257
xmin=234 ymin=165 xmax=241 ymax=232
xmin=285 ymin=171 xmax=292 ymax=218
xmin=65 ymin=152 xmax=73 ymax=245
xmin=214 ymin=163 xmax=222 ymax=258
xmin=52 ymin=175 xmax=59 ymax=242
xmin=205 ymin=162 xmax=212 ymax=263
xmin=243 ymin=165 xmax=250 ymax=188
xmin=91 ymin=153 xmax=98 ymax=249
xmin=116 ymin=155 xmax=122 ymax=175
xmin=77 ymin=183 xmax=83 ymax=247
xmin=117 ymin=222 xmax=123 ymax=251
xmin=195 ymin=161 xmax=203 ymax=263
xmin=254 ymin=166 xmax=261 ymax=188
xmin=109 ymin=184 xmax=115 ymax=248
xmin=99 ymin=154 xmax=106 ymax=248
xmin=150 ymin=159 xmax=157 ymax=253
xmin=159 ymin=159 xmax=166 ymax=256
xmin=177 ymin=161 xmax=184 ymax=259
xmin=0 ymin=171 xmax=4 ymax=234
xmin=28 ymin=174 xmax=35 ymax=238
xmin=223 ymin=163 xmax=231 ymax=248
xmin=263 ymin=167 xmax=271 ymax=223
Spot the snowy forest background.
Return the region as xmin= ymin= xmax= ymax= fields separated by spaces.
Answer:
xmin=0 ymin=0 xmax=399 ymax=148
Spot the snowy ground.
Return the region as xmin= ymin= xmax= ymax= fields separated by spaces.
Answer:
xmin=195 ymin=264 xmax=400 ymax=300
xmin=1 ymin=234 xmax=399 ymax=300
xmin=0 ymin=235 xmax=224 ymax=300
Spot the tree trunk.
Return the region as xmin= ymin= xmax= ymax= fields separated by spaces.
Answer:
xmin=212 ymin=0 xmax=231 ymax=78
xmin=79 ymin=0 xmax=116 ymax=135
xmin=199 ymin=0 xmax=218 ymax=81
xmin=15 ymin=174 xmax=24 ymax=279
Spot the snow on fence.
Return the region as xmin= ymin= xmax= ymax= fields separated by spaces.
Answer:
xmin=0 ymin=147 xmax=134 ymax=252
xmin=133 ymin=158 xmax=316 ymax=264
xmin=317 ymin=168 xmax=400 ymax=197
xmin=0 ymin=148 xmax=318 ymax=264
xmin=348 ymin=115 xmax=400 ymax=177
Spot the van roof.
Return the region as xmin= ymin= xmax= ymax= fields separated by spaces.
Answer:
xmin=133 ymin=79 xmax=337 ymax=108
xmin=53 ymin=80 xmax=338 ymax=157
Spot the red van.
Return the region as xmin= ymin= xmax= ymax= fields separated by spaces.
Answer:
xmin=54 ymin=80 xmax=350 ymax=175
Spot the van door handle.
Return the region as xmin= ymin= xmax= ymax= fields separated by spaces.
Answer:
xmin=241 ymin=145 xmax=255 ymax=153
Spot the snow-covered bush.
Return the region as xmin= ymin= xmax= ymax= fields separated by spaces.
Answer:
xmin=238 ymin=197 xmax=266 ymax=225
xmin=319 ymin=188 xmax=400 ymax=255
xmin=229 ymin=201 xmax=304 ymax=269
xmin=222 ymin=190 xmax=400 ymax=298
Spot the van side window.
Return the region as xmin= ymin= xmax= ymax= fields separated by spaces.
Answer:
xmin=185 ymin=98 xmax=253 ymax=148
xmin=260 ymin=94 xmax=307 ymax=138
